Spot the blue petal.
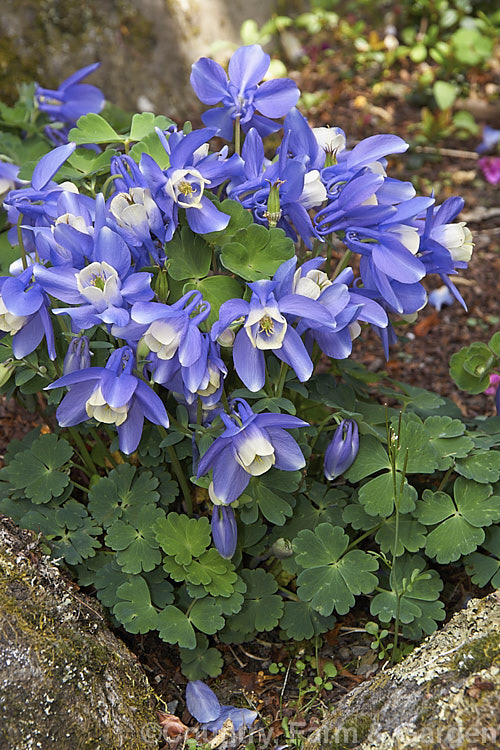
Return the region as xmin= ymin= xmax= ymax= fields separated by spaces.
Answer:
xmin=31 ymin=142 xmax=77 ymax=191
xmin=266 ymin=427 xmax=305 ymax=471
xmin=12 ymin=315 xmax=43 ymax=358
xmin=169 ymin=128 xmax=217 ymax=170
xmin=276 ymin=327 xmax=313 ymax=382
xmin=56 ymin=382 xmax=97 ymax=426
xmin=279 ymin=294 xmax=332 ymax=325
xmin=233 ymin=330 xmax=265 ymax=392
xmin=371 ymin=237 xmax=425 ymax=284
xmin=186 ymin=681 xmax=221 ymax=724
xmin=347 ymin=135 xmax=408 ymax=170
xmin=201 ymin=107 xmax=236 ymax=141
xmin=204 ymin=705 xmax=258 ymax=732
xmin=228 ymin=45 xmax=269 ymax=92
xmin=101 ymin=373 xmax=137 ymax=408
xmin=134 ymin=381 xmax=169 ymax=427
xmin=59 ymin=63 xmax=101 ymax=89
xmin=33 ymin=265 xmax=81 ymax=304
xmin=117 ymin=399 xmax=144 ymax=455
xmin=94 ymin=226 xmax=131 ymax=278
xmin=213 ymin=445 xmax=250 ymax=504
xmin=241 ymin=128 xmax=265 ymax=179
xmin=186 ymin=197 xmax=230 ymax=234
xmin=197 ymin=436 xmax=232 ymax=478
xmin=190 ymin=58 xmax=229 ymax=104
xmin=1 ymin=277 xmax=44 ymax=316
xmin=254 ymin=78 xmax=300 ymax=118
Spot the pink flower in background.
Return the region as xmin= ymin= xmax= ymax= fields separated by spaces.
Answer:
xmin=484 ymin=373 xmax=500 ymax=395
xmin=478 ymin=157 xmax=500 ymax=185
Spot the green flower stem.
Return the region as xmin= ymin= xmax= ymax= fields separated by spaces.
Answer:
xmin=67 ymin=427 xmax=99 ymax=477
xmin=332 ymin=248 xmax=352 ymax=279
xmin=165 ymin=411 xmax=192 ymax=436
xmin=347 ymin=524 xmax=382 ymax=551
xmin=101 ymin=173 xmax=122 ymax=198
xmin=437 ymin=465 xmax=455 ymax=492
xmin=69 ymin=461 xmax=92 ymax=479
xmin=275 ymin=362 xmax=289 ymax=398
xmin=309 ymin=412 xmax=340 ymax=455
xmin=17 ymin=215 xmax=28 ymax=271
xmin=89 ymin=426 xmax=118 ymax=468
xmin=72 ymin=480 xmax=90 ymax=493
xmin=391 ymin=443 xmax=409 ymax=664
xmin=234 ymin=117 xmax=241 ymax=155
xmin=158 ymin=425 xmax=193 ymax=516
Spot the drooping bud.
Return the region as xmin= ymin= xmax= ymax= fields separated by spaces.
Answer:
xmin=211 ymin=505 xmax=238 ymax=559
xmin=324 ymin=419 xmax=359 ymax=481
xmin=63 ymin=336 xmax=91 ymax=375
xmin=265 ymin=179 xmax=284 ymax=228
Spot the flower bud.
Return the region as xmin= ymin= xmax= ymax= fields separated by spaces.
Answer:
xmin=63 ymin=336 xmax=91 ymax=374
xmin=211 ymin=505 xmax=238 ymax=559
xmin=324 ymin=419 xmax=359 ymax=481
xmin=265 ymin=179 xmax=284 ymax=228
xmin=154 ymin=266 xmax=169 ymax=303
xmin=0 ymin=360 xmax=15 ymax=388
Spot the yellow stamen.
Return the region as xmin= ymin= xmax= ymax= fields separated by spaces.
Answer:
xmin=259 ymin=315 xmax=275 ymax=337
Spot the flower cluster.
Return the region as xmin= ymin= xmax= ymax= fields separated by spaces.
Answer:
xmin=0 ymin=47 xmax=472 ymax=562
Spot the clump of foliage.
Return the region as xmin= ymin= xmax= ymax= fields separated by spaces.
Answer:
xmin=0 ymin=47 xmax=496 ymax=689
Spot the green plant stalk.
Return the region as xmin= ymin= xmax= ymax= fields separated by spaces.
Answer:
xmin=391 ymin=446 xmax=409 ymax=664
xmin=17 ymin=215 xmax=28 ymax=271
xmin=67 ymin=426 xmax=99 ymax=476
xmin=159 ymin=426 xmax=193 ymax=516
xmin=332 ymin=248 xmax=352 ymax=279
xmin=275 ymin=361 xmax=289 ymax=398
xmin=89 ymin=426 xmax=118 ymax=468
xmin=234 ymin=117 xmax=241 ymax=155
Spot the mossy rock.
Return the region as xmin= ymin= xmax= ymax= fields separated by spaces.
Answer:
xmin=304 ymin=592 xmax=500 ymax=750
xmin=0 ymin=516 xmax=159 ymax=750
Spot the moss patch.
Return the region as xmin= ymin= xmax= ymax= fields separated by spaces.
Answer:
xmin=452 ymin=632 xmax=500 ymax=676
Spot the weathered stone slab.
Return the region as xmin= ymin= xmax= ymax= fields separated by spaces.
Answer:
xmin=1 ymin=0 xmax=277 ymax=119
xmin=304 ymin=592 xmax=500 ymax=750
xmin=0 ymin=516 xmax=158 ymax=750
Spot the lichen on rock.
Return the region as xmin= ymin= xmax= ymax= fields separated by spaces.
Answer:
xmin=0 ymin=516 xmax=159 ymax=750
xmin=304 ymin=592 xmax=500 ymax=750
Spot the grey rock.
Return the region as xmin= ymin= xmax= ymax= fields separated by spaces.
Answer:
xmin=1 ymin=0 xmax=278 ymax=120
xmin=304 ymin=592 xmax=500 ymax=750
xmin=0 ymin=516 xmax=159 ymax=750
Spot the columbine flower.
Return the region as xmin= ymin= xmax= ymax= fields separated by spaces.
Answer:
xmin=211 ymin=279 xmax=331 ymax=392
xmin=228 ymin=129 xmax=325 ymax=247
xmin=34 ymin=220 xmax=154 ymax=332
xmin=0 ymin=266 xmax=55 ymax=360
xmin=197 ymin=399 xmax=307 ymax=505
xmin=35 ymin=63 xmax=105 ymax=124
xmin=324 ymin=419 xmax=359 ymax=480
xmin=138 ymin=128 xmax=239 ymax=238
xmin=190 ymin=44 xmax=300 ymax=140
xmin=46 ymin=346 xmax=169 ymax=454
xmin=419 ymin=196 xmax=473 ymax=308
xmin=186 ymin=680 xmax=257 ymax=733
xmin=211 ymin=505 xmax=238 ymax=559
